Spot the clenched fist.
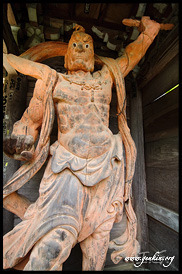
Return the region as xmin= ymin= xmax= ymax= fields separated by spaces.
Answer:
xmin=3 ymin=134 xmax=34 ymax=161
xmin=139 ymin=16 xmax=161 ymax=39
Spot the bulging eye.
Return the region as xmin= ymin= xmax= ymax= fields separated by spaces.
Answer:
xmin=73 ymin=43 xmax=77 ymax=47
xmin=85 ymin=44 xmax=89 ymax=48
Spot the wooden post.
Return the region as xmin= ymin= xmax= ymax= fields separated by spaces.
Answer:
xmin=128 ymin=73 xmax=149 ymax=252
xmin=3 ymin=74 xmax=28 ymax=235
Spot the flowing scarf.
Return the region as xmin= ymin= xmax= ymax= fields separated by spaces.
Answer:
xmin=95 ymin=56 xmax=139 ymax=263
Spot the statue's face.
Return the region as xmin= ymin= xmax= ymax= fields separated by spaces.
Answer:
xmin=64 ymin=32 xmax=94 ymax=72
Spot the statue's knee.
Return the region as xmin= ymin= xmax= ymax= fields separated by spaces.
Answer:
xmin=38 ymin=228 xmax=76 ymax=254
xmin=25 ymin=240 xmax=62 ymax=270
xmin=54 ymin=228 xmax=77 ymax=247
xmin=24 ymin=228 xmax=76 ymax=270
xmin=39 ymin=240 xmax=62 ymax=260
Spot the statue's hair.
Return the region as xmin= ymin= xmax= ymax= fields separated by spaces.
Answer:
xmin=73 ymin=24 xmax=85 ymax=33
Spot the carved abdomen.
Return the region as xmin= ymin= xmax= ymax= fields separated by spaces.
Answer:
xmin=58 ymin=109 xmax=113 ymax=158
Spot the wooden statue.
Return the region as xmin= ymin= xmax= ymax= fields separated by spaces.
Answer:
xmin=3 ymin=17 xmax=173 ymax=270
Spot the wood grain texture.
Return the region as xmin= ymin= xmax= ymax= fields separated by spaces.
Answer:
xmin=3 ymin=74 xmax=27 ymax=234
xmin=146 ymin=200 xmax=178 ymax=232
xmin=129 ymin=81 xmax=148 ymax=253
xmin=147 ymin=217 xmax=179 ymax=271
xmin=142 ymin=54 xmax=179 ymax=107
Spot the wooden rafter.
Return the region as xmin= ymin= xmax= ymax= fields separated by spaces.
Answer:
xmin=3 ymin=3 xmax=19 ymax=55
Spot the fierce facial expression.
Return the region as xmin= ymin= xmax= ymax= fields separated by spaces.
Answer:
xmin=64 ymin=31 xmax=95 ymax=72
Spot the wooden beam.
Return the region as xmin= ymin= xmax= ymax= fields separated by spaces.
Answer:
xmin=3 ymin=39 xmax=8 ymax=54
xmin=3 ymin=38 xmax=17 ymax=75
xmin=71 ymin=3 xmax=76 ymax=18
xmin=142 ymin=54 xmax=179 ymax=107
xmin=144 ymin=108 xmax=178 ymax=143
xmin=3 ymin=3 xmax=19 ymax=55
xmin=97 ymin=3 xmax=108 ymax=23
xmin=146 ymin=200 xmax=179 ymax=232
xmin=143 ymin=86 xmax=178 ymax=128
xmin=7 ymin=3 xmax=17 ymax=26
xmin=44 ymin=8 xmax=125 ymax=32
xmin=3 ymin=53 xmax=17 ymax=75
xmin=26 ymin=3 xmax=38 ymax=27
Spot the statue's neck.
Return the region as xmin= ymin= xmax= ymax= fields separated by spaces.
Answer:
xmin=67 ymin=70 xmax=92 ymax=79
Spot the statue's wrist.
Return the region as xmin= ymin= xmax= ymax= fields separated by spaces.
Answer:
xmin=143 ymin=26 xmax=160 ymax=42
xmin=142 ymin=31 xmax=154 ymax=42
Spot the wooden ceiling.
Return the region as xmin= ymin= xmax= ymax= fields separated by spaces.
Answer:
xmin=3 ymin=3 xmax=178 ymax=80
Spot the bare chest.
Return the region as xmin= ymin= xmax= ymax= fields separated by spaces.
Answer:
xmin=53 ymin=74 xmax=112 ymax=105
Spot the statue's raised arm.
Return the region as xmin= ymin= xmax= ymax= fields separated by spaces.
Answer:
xmin=117 ymin=16 xmax=165 ymax=77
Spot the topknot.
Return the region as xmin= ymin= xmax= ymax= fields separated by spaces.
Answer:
xmin=73 ymin=24 xmax=85 ymax=33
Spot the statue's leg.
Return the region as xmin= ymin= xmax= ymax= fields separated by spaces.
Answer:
xmin=80 ymin=217 xmax=115 ymax=270
xmin=24 ymin=227 xmax=77 ymax=270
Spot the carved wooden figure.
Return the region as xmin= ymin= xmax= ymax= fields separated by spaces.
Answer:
xmin=3 ymin=17 xmax=173 ymax=270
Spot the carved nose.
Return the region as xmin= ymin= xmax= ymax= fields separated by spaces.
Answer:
xmin=77 ymin=43 xmax=84 ymax=51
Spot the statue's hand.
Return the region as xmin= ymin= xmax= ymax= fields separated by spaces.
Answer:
xmin=3 ymin=134 xmax=34 ymax=161
xmin=139 ymin=16 xmax=160 ymax=39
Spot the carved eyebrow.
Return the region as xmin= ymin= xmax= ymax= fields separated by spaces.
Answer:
xmin=83 ymin=36 xmax=92 ymax=43
xmin=72 ymin=35 xmax=92 ymax=43
xmin=71 ymin=34 xmax=93 ymax=45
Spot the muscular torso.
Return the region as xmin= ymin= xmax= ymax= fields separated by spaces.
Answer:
xmin=53 ymin=66 xmax=113 ymax=158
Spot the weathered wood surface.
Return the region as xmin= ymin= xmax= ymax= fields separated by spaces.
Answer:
xmin=142 ymin=54 xmax=179 ymax=107
xmin=146 ymin=200 xmax=179 ymax=232
xmin=145 ymin=133 xmax=178 ymax=213
xmin=144 ymin=108 xmax=178 ymax=143
xmin=143 ymin=46 xmax=179 ymax=212
xmin=145 ymin=136 xmax=178 ymax=168
xmin=142 ymin=33 xmax=179 ymax=271
xmin=147 ymin=217 xmax=179 ymax=271
xmin=3 ymin=8 xmax=25 ymax=233
xmin=3 ymin=18 xmax=168 ymax=270
xmin=143 ymin=86 xmax=178 ymax=128
xmin=3 ymin=74 xmax=27 ymax=235
xmin=145 ymin=166 xmax=178 ymax=213
xmin=12 ymin=64 xmax=129 ymax=270
xmin=129 ymin=79 xmax=148 ymax=253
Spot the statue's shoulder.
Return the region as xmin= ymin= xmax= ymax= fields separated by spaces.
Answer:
xmin=56 ymin=71 xmax=68 ymax=81
xmin=99 ymin=64 xmax=113 ymax=82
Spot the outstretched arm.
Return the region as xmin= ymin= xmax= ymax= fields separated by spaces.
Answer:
xmin=6 ymin=53 xmax=52 ymax=81
xmin=116 ymin=16 xmax=161 ymax=78
xmin=3 ymin=79 xmax=45 ymax=160
xmin=3 ymin=55 xmax=57 ymax=218
xmin=3 ymin=54 xmax=54 ymax=161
